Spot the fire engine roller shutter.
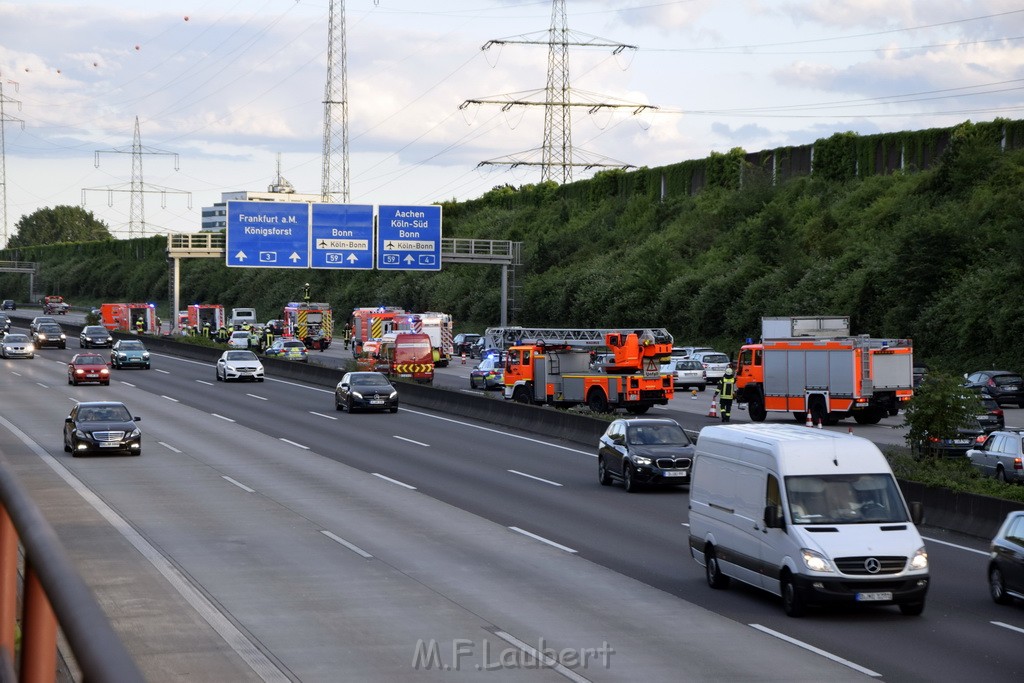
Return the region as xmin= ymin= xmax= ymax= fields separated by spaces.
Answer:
xmin=872 ymin=351 xmax=913 ymax=389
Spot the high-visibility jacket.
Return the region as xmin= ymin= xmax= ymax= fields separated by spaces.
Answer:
xmin=720 ymin=376 xmax=735 ymax=400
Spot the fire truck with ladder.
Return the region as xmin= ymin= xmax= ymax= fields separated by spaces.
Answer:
xmin=487 ymin=326 xmax=676 ymax=413
xmin=734 ymin=316 xmax=915 ymax=426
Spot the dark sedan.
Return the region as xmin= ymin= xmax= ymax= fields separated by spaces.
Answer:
xmin=965 ymin=370 xmax=1024 ymax=408
xmin=597 ymin=418 xmax=694 ymax=492
xmin=334 ymin=371 xmax=399 ymax=413
xmin=32 ymin=323 xmax=66 ymax=349
xmin=989 ymin=510 xmax=1024 ymax=605
xmin=63 ymin=401 xmax=142 ymax=456
xmin=80 ymin=325 xmax=114 ymax=348
xmin=0 ymin=300 xmax=14 ymax=310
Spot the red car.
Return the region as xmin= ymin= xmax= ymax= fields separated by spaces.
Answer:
xmin=67 ymin=353 xmax=111 ymax=386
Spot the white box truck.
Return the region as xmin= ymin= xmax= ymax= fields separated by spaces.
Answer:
xmin=688 ymin=424 xmax=929 ymax=617
xmin=229 ymin=307 xmax=257 ymax=329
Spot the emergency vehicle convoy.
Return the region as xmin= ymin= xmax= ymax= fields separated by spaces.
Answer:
xmin=734 ymin=316 xmax=915 ymax=426
xmin=283 ymin=301 xmax=333 ymax=350
xmin=490 ymin=326 xmax=675 ymax=414
xmin=350 ymin=307 xmax=405 ymax=344
xmin=101 ymin=303 xmax=158 ymax=333
xmin=394 ymin=312 xmax=454 ymax=367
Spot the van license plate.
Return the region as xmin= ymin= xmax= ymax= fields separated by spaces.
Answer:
xmin=856 ymin=591 xmax=892 ymax=602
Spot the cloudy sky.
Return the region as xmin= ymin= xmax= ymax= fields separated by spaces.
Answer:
xmin=1 ymin=0 xmax=1022 ymax=242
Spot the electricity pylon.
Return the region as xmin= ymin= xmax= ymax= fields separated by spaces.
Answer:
xmin=461 ymin=0 xmax=656 ymax=184
xmin=83 ymin=116 xmax=191 ymax=239
xmin=321 ymin=0 xmax=350 ymax=203
xmin=0 ymin=76 xmax=24 ymax=249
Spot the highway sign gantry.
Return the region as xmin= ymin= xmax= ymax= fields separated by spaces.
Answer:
xmin=311 ymin=203 xmax=374 ymax=270
xmin=376 ymin=204 xmax=442 ymax=271
xmin=226 ymin=201 xmax=309 ymax=269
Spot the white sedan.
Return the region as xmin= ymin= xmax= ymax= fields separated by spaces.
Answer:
xmin=227 ymin=330 xmax=252 ymax=349
xmin=216 ymin=350 xmax=264 ymax=382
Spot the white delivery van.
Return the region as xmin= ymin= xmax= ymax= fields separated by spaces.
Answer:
xmin=230 ymin=307 xmax=257 ymax=329
xmin=688 ymin=424 xmax=929 ymax=617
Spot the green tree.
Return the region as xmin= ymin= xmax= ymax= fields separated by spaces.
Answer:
xmin=901 ymin=372 xmax=983 ymax=458
xmin=8 ymin=206 xmax=113 ymax=247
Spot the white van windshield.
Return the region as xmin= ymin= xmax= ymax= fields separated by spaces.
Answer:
xmin=785 ymin=474 xmax=907 ymax=525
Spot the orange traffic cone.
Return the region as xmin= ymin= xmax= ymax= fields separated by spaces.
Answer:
xmin=461 ymin=353 xmax=466 ymax=365
xmin=708 ymin=395 xmax=719 ymax=418
xmin=848 ymin=425 xmax=853 ymax=435
xmin=805 ymin=411 xmax=813 ymax=428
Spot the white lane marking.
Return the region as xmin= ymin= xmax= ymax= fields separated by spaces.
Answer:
xmin=212 ymin=413 xmax=235 ymax=423
xmin=279 ymin=438 xmax=309 ymax=450
xmin=921 ymin=535 xmax=988 ymax=556
xmin=393 ymin=435 xmax=429 ymax=447
xmin=992 ymin=621 xmax=1024 ymax=635
xmin=400 ymin=407 xmax=595 ymax=457
xmin=489 ymin=628 xmax=591 ymax=683
xmin=749 ymin=624 xmax=881 ymax=677
xmin=372 ymin=473 xmax=416 ymax=490
xmin=52 ymin=360 xmax=64 ymax=366
xmin=162 ymin=395 xmax=180 ymax=403
xmin=119 ymin=381 xmax=136 ymax=387
xmin=36 ymin=382 xmax=47 ymax=388
xmin=0 ymin=415 xmax=289 ymax=682
xmin=222 ymin=476 xmax=255 ymax=493
xmin=246 ymin=393 xmax=268 ymax=401
xmin=159 ymin=442 xmax=182 ymax=453
xmin=195 ymin=379 xmax=213 ymax=386
xmin=11 ymin=372 xmax=21 ymax=376
xmin=320 ymin=530 xmax=373 ymax=559
xmin=309 ymin=411 xmax=337 ymax=420
xmin=508 ymin=527 xmax=577 ymax=553
xmin=155 ymin=369 xmax=170 ymax=374
xmin=508 ymin=469 xmax=562 ymax=487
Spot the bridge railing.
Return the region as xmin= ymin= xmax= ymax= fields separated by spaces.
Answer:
xmin=0 ymin=457 xmax=144 ymax=682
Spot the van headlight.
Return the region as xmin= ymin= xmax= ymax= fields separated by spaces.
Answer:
xmin=910 ymin=546 xmax=928 ymax=570
xmin=801 ymin=548 xmax=833 ymax=573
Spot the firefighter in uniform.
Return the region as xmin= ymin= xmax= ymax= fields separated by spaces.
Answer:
xmin=202 ymin=321 xmax=211 ymax=338
xmin=134 ymin=318 xmax=144 ymax=335
xmin=217 ymin=325 xmax=229 ymax=343
xmin=718 ymin=367 xmax=736 ymax=423
xmin=263 ymin=326 xmax=274 ymax=350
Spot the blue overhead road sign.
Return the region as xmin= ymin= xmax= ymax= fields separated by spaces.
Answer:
xmin=226 ymin=201 xmax=310 ymax=269
xmin=376 ymin=204 xmax=442 ymax=271
xmin=311 ymin=203 xmax=374 ymax=269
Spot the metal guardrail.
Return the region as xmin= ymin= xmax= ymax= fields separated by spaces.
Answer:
xmin=0 ymin=262 xmax=35 ymax=274
xmin=0 ymin=457 xmax=144 ymax=682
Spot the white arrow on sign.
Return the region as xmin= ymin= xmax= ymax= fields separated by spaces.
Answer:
xmin=404 ymin=255 xmax=415 ymax=264
xmin=235 ymin=251 xmax=248 ymax=261
xmin=347 ymin=253 xmax=358 ymax=263
xmin=289 ymin=252 xmax=302 ymax=263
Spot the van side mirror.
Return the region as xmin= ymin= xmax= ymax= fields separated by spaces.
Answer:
xmin=764 ymin=504 xmax=784 ymax=529
xmin=909 ymin=501 xmax=923 ymax=525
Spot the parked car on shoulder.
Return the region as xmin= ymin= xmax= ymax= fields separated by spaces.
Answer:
xmin=63 ymin=401 xmax=141 ymax=456
xmin=453 ymin=333 xmax=481 ymax=358
xmin=597 ymin=417 xmax=694 ymax=492
xmin=989 ymin=510 xmax=1024 ymax=605
xmin=216 ymin=350 xmax=264 ymax=382
xmin=964 ymin=370 xmax=1024 ymax=408
xmin=0 ymin=333 xmax=34 ymax=359
xmin=111 ymin=339 xmax=151 ymax=369
xmin=689 ymin=351 xmax=731 ymax=382
xmin=470 ymin=356 xmax=504 ymax=390
xmin=977 ymin=396 xmax=1005 ymax=433
xmin=79 ymin=325 xmax=114 ymax=349
xmin=334 ymin=371 xmax=398 ymax=413
xmin=0 ymin=299 xmax=15 ymax=310
xmin=67 ymin=353 xmax=111 ymax=386
xmin=967 ymin=430 xmax=1024 ymax=483
xmin=32 ymin=322 xmax=66 ymax=349
xmin=660 ymin=358 xmax=706 ymax=391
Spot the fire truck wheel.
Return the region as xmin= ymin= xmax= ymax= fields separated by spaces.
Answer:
xmin=625 ymin=405 xmax=650 ymax=415
xmin=748 ymin=398 xmax=767 ymax=422
xmin=587 ymin=389 xmax=610 ymax=413
xmin=853 ymin=409 xmax=883 ymax=425
xmin=512 ymin=386 xmax=531 ymax=404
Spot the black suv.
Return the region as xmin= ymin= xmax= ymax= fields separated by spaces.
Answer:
xmin=0 ymin=299 xmax=14 ymax=310
xmin=597 ymin=417 xmax=694 ymax=492
xmin=964 ymin=370 xmax=1024 ymax=408
xmin=453 ymin=333 xmax=481 ymax=358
